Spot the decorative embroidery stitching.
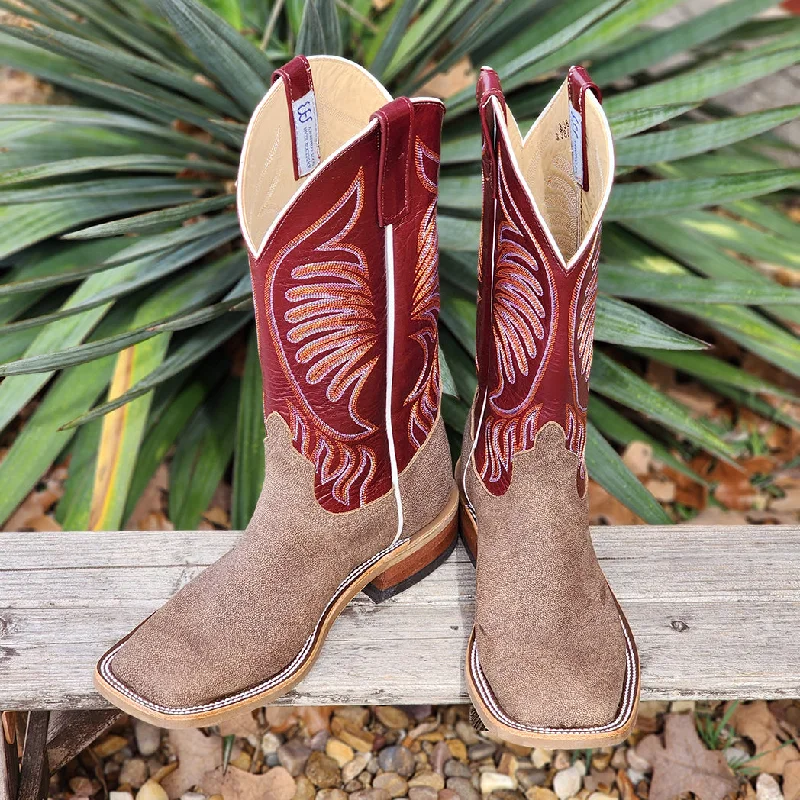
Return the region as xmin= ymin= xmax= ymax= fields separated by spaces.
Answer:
xmin=265 ymin=170 xmax=386 ymax=510
xmin=474 ymin=152 xmax=557 ymax=492
xmin=474 ymin=151 xmax=601 ymax=497
xmin=405 ymin=139 xmax=441 ymax=450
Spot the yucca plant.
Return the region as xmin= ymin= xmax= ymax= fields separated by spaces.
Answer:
xmin=1 ymin=0 xmax=800 ymax=530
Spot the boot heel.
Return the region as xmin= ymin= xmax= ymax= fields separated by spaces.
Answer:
xmin=363 ymin=512 xmax=458 ymax=604
xmin=459 ymin=500 xmax=477 ymax=566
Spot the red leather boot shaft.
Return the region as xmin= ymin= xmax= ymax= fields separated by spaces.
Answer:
xmin=471 ymin=67 xmax=604 ymax=498
xmin=245 ymin=58 xmax=444 ymax=512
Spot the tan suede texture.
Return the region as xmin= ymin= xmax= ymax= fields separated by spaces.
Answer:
xmin=400 ymin=415 xmax=454 ymax=537
xmin=461 ymin=416 xmax=628 ymax=729
xmin=109 ymin=412 xmax=451 ymax=709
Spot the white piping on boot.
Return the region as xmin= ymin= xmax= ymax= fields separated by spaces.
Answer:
xmin=385 ymin=223 xmax=404 ymax=542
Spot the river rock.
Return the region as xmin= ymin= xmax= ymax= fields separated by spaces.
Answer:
xmin=373 ymin=773 xmax=408 ymax=798
xmin=378 ymin=746 xmax=416 ymax=777
xmin=279 ymin=741 xmax=312 ymax=777
xmin=306 ymin=752 xmax=341 ymax=789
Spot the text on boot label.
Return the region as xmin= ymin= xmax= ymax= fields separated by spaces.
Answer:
xmin=292 ymin=90 xmax=320 ymax=177
xmin=569 ymin=100 xmax=583 ymax=188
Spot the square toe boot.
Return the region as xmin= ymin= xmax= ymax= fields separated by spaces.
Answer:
xmin=457 ymin=67 xmax=640 ymax=748
xmin=94 ymin=55 xmax=458 ymax=727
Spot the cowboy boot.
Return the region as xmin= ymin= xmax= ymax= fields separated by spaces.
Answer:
xmin=457 ymin=67 xmax=640 ymax=747
xmin=94 ymin=55 xmax=457 ymax=727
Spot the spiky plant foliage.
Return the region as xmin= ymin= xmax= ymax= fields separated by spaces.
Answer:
xmin=1 ymin=0 xmax=799 ymax=529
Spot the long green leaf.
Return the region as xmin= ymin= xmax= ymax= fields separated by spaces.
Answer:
xmin=55 ymin=418 xmax=103 ymax=529
xmin=124 ymin=358 xmax=227 ymax=520
xmin=3 ymin=18 xmax=241 ymax=116
xmin=727 ymin=198 xmax=800 ymax=244
xmin=169 ymin=378 xmax=239 ymax=529
xmin=595 ymin=295 xmax=706 ymax=350
xmin=588 ymin=396 xmax=706 ymax=485
xmin=608 ymin=103 xmax=698 ymax=139
xmin=631 ymin=348 xmax=799 ymax=401
xmin=675 ymin=210 xmax=800 ymax=270
xmin=101 ymin=214 xmax=240 ymax=266
xmin=0 ymin=189 xmax=199 ymax=260
xmin=0 ymin=248 xmax=159 ymax=434
xmin=599 ymin=262 xmax=800 ymax=305
xmin=591 ymin=350 xmax=739 ymax=461
xmin=450 ymin=0 xmax=623 ymax=111
xmin=0 ymin=154 xmax=233 ymax=186
xmin=603 ymin=226 xmax=800 ymax=379
xmin=174 ymin=0 xmax=274 ymax=79
xmin=607 ymin=170 xmax=800 ymax=219
xmin=372 ymin=0 xmax=422 ymax=80
xmin=511 ymin=0 xmax=685 ymax=86
xmin=616 ymin=105 xmax=800 ymax=167
xmin=64 ymin=311 xmax=250 ymax=428
xmin=150 ymin=0 xmax=268 ymax=112
xmin=296 ymin=0 xmax=343 ymax=57
xmin=67 ymin=194 xmax=235 ymax=238
xmin=232 ymin=327 xmax=266 ymax=530
xmin=585 ymin=421 xmax=672 ymax=524
xmin=0 ymin=34 xmax=244 ymax=146
xmin=624 ymin=215 xmax=800 ymax=327
xmin=0 ymin=104 xmax=237 ymax=162
xmin=0 ymin=304 xmax=136 ymax=525
xmin=0 ymin=276 xmax=251 ymax=375
xmin=0 ymin=231 xmax=243 ymax=335
xmin=591 ymin=0 xmax=779 ymax=85
xmin=0 ymin=177 xmax=217 ymax=207
xmin=707 ymin=380 xmax=800 ymax=433
xmin=605 ymin=45 xmax=800 ymax=114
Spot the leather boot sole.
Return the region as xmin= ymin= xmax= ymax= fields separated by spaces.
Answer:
xmin=93 ymin=488 xmax=458 ymax=728
xmin=459 ymin=496 xmax=640 ymax=749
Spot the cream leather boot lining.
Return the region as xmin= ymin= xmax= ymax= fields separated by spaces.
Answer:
xmin=505 ymin=79 xmax=613 ymax=265
xmin=239 ymin=56 xmax=392 ymax=254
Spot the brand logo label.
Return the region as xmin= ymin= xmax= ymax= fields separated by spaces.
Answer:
xmin=569 ymin=100 xmax=583 ymax=187
xmin=292 ymin=90 xmax=320 ymax=177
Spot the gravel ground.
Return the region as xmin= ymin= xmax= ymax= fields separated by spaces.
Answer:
xmin=48 ymin=701 xmax=800 ymax=800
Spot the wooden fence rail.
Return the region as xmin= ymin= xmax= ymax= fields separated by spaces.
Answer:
xmin=1 ymin=526 xmax=799 ymax=710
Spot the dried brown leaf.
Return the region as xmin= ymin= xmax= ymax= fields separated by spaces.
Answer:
xmin=199 ymin=765 xmax=295 ymax=800
xmin=419 ymin=57 xmax=477 ymax=99
xmin=622 ymin=442 xmax=653 ymax=477
xmin=636 ymin=713 xmax=737 ymax=800
xmin=265 ymin=707 xmax=300 ymax=733
xmin=589 ymin=482 xmax=643 ymax=525
xmin=218 ymin=708 xmax=260 ymax=739
xmin=784 ymin=761 xmax=800 ymax=800
xmin=161 ymin=728 xmax=221 ymax=798
xmin=125 ymin=464 xmax=169 ymax=530
xmin=730 ymin=700 xmax=800 ymax=775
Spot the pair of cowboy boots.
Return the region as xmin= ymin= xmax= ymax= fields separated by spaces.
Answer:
xmin=94 ymin=55 xmax=639 ymax=748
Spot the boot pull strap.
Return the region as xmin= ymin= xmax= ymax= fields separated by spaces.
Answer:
xmin=272 ymin=55 xmax=321 ymax=180
xmin=475 ymin=67 xmax=505 ymax=194
xmin=371 ymin=97 xmax=415 ymax=227
xmin=476 ymin=66 xmax=506 ymax=119
xmin=567 ymin=65 xmax=601 ymax=193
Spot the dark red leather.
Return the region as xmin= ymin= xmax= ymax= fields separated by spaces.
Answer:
xmin=568 ymin=65 xmax=601 ymax=193
xmin=371 ymin=98 xmax=414 ymax=226
xmin=272 ymin=55 xmax=317 ymax=181
xmin=471 ymin=68 xmax=600 ymax=498
xmin=390 ymin=103 xmax=444 ymax=474
xmin=474 ymin=67 xmax=504 ymax=423
xmin=247 ymin=84 xmax=445 ymax=512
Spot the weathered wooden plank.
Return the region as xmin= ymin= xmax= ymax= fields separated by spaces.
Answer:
xmin=0 ymin=713 xmax=20 ymax=800
xmin=47 ymin=711 xmax=121 ymax=774
xmin=0 ymin=527 xmax=798 ymax=709
xmin=17 ymin=712 xmax=48 ymax=800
